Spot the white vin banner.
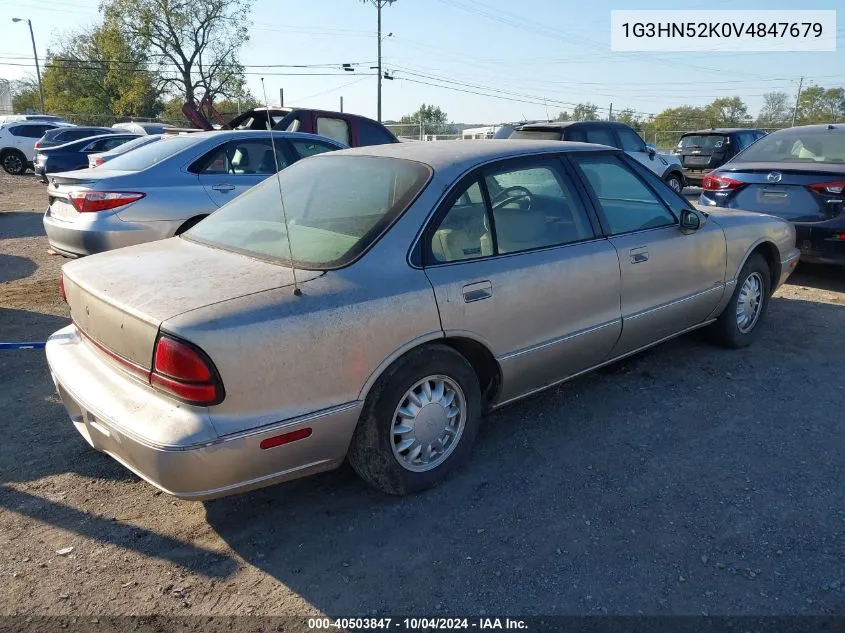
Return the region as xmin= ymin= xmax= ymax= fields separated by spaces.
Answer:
xmin=611 ymin=10 xmax=836 ymax=52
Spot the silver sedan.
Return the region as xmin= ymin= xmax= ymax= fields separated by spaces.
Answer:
xmin=42 ymin=130 xmax=346 ymax=257
xmin=46 ymin=140 xmax=799 ymax=499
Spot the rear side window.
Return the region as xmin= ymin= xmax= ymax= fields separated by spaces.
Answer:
xmin=196 ymin=139 xmax=289 ymax=175
xmin=584 ymin=127 xmax=616 ymax=147
xmin=358 ymin=120 xmax=395 ymax=146
xmin=316 ymin=117 xmax=351 ymax=145
xmin=572 ymin=154 xmax=676 ymax=235
xmin=565 ymin=128 xmax=587 ymax=143
xmin=10 ymin=125 xmax=48 ymax=138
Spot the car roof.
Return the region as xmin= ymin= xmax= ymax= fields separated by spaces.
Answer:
xmin=330 ymin=139 xmax=612 ymax=171
xmin=518 ymin=120 xmax=628 ymax=130
xmin=682 ymin=128 xmax=763 ymax=135
xmin=766 ymin=124 xmax=844 ymax=133
xmin=176 ymin=129 xmax=348 ymax=145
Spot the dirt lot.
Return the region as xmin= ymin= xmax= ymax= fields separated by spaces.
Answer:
xmin=1 ymin=171 xmax=844 ymax=618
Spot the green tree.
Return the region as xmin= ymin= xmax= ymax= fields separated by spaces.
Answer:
xmin=105 ymin=0 xmax=254 ymax=110
xmin=614 ymin=108 xmax=642 ymax=128
xmin=41 ymin=18 xmax=161 ymax=121
xmin=795 ymin=86 xmax=845 ymax=124
xmin=399 ymin=103 xmax=449 ymax=135
xmin=706 ymin=97 xmax=749 ymax=126
xmin=571 ymin=102 xmax=599 ymax=121
xmin=554 ymin=110 xmax=570 ymax=122
xmin=10 ymin=77 xmax=41 ymax=113
xmin=757 ymin=91 xmax=792 ymax=126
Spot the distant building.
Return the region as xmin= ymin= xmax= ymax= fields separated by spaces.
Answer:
xmin=461 ymin=125 xmax=499 ymax=140
xmin=0 ymin=79 xmax=12 ymax=116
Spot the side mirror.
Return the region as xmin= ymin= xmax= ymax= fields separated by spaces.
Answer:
xmin=680 ymin=208 xmax=701 ymax=232
xmin=646 ymin=144 xmax=656 ymax=159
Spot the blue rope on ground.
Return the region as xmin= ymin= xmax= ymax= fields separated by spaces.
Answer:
xmin=0 ymin=342 xmax=47 ymax=350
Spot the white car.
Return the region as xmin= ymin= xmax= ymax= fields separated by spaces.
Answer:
xmin=0 ymin=120 xmax=71 ymax=175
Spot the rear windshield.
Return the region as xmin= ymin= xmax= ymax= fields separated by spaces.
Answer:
xmin=185 ymin=155 xmax=431 ymax=269
xmin=106 ymin=134 xmax=160 ymax=155
xmin=732 ymin=128 xmax=845 ymax=164
xmin=509 ymin=129 xmax=562 ymax=141
xmin=678 ymin=135 xmax=728 ymax=151
xmin=103 ymin=134 xmax=200 ymax=171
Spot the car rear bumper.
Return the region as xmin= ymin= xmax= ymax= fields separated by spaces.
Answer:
xmin=795 ymin=223 xmax=845 ymax=266
xmin=43 ymin=208 xmax=175 ymax=257
xmin=46 ymin=325 xmax=361 ymax=500
xmin=681 ymin=168 xmax=712 ymax=185
xmin=777 ymin=249 xmax=801 ymax=288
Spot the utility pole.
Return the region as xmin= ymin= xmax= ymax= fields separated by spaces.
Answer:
xmin=366 ymin=0 xmax=395 ymax=122
xmin=608 ymin=103 xmax=613 ymax=122
xmin=279 ymin=88 xmax=284 ymax=108
xmin=12 ymin=18 xmax=44 ymax=113
xmin=791 ymin=76 xmax=804 ymax=127
xmin=340 ymin=96 xmax=344 ymax=113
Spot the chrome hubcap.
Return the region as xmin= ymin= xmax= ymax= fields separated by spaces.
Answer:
xmin=736 ymin=272 xmax=763 ymax=333
xmin=669 ymin=178 xmax=681 ymax=192
xmin=391 ymin=375 xmax=466 ymax=472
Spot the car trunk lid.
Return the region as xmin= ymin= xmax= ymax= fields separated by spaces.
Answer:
xmin=46 ymin=169 xmax=139 ymax=222
xmin=63 ymin=237 xmax=321 ymax=369
xmin=716 ymin=163 xmax=845 ymax=222
xmin=677 ymin=134 xmax=729 ymax=169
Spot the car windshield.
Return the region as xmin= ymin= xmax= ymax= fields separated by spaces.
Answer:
xmin=509 ymin=130 xmax=561 ymax=140
xmin=679 ymin=135 xmax=728 ymax=151
xmin=732 ymin=128 xmax=845 ymax=164
xmin=185 ymin=155 xmax=431 ymax=269
xmin=103 ymin=134 xmax=200 ymax=171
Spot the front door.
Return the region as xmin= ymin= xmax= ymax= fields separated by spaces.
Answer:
xmin=196 ymin=137 xmax=291 ymax=207
xmin=570 ymin=153 xmax=726 ymax=357
xmin=422 ymin=158 xmax=622 ymax=404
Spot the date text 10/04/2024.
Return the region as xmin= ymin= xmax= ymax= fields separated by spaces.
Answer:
xmin=307 ymin=618 xmax=529 ymax=630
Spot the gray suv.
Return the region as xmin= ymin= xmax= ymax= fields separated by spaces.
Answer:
xmin=508 ymin=121 xmax=686 ymax=192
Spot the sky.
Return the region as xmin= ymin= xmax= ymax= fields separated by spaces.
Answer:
xmin=0 ymin=0 xmax=843 ymax=125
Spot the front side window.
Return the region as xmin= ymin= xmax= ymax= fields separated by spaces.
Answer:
xmin=358 ymin=121 xmax=396 ymax=146
xmin=290 ymin=139 xmax=339 ymax=159
xmin=573 ymin=154 xmax=676 ymax=235
xmin=584 ymin=127 xmax=616 ymax=147
xmin=186 ymin=155 xmax=431 ymax=268
xmin=428 ymin=162 xmax=595 ymax=263
xmin=316 ymin=117 xmax=351 ymax=145
xmin=617 ymin=127 xmax=647 ymax=152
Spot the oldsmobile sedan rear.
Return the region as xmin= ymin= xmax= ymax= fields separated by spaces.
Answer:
xmin=46 ymin=141 xmax=799 ymax=499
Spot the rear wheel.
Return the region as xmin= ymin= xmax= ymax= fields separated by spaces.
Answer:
xmin=664 ymin=171 xmax=684 ymax=193
xmin=348 ymin=344 xmax=481 ymax=495
xmin=708 ymin=253 xmax=771 ymax=348
xmin=1 ymin=149 xmax=27 ymax=175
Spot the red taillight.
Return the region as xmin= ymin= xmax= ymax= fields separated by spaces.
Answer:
xmin=91 ymin=157 xmax=105 ymax=167
xmin=68 ymin=191 xmax=145 ymax=213
xmin=34 ymin=142 xmax=40 ymax=149
xmin=702 ymin=173 xmax=744 ymax=191
xmin=151 ymin=335 xmax=222 ymax=405
xmin=809 ymin=181 xmax=845 ymax=195
xmin=59 ymin=274 xmax=67 ymax=303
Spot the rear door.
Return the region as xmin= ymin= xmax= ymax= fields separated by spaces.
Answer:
xmin=423 ymin=156 xmax=622 ymax=403
xmin=570 ymin=152 xmax=726 ymax=355
xmin=195 ymin=137 xmax=292 ymax=207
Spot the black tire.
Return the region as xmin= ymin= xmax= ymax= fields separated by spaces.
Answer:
xmin=708 ymin=253 xmax=771 ymax=348
xmin=348 ymin=344 xmax=482 ymax=495
xmin=664 ymin=171 xmax=684 ymax=193
xmin=175 ymin=215 xmax=207 ymax=235
xmin=1 ymin=149 xmax=27 ymax=176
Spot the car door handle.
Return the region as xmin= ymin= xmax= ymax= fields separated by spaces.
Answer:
xmin=211 ymin=183 xmax=235 ymax=192
xmin=462 ymin=281 xmax=492 ymax=303
xmin=630 ymin=247 xmax=649 ymax=264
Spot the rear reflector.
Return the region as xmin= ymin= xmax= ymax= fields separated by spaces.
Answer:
xmin=68 ymin=191 xmax=145 ymax=213
xmin=702 ymin=174 xmax=744 ymax=191
xmin=151 ymin=335 xmax=223 ymax=406
xmin=809 ymin=181 xmax=845 ymax=195
xmin=260 ymin=428 xmax=313 ymax=450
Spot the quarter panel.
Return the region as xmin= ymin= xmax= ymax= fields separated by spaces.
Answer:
xmin=164 ymin=265 xmax=442 ymax=438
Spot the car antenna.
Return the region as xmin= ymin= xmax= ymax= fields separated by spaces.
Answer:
xmin=260 ymin=77 xmax=302 ymax=297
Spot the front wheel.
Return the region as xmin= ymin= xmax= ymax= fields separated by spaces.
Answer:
xmin=708 ymin=253 xmax=771 ymax=348
xmin=664 ymin=172 xmax=684 ymax=193
xmin=348 ymin=344 xmax=481 ymax=495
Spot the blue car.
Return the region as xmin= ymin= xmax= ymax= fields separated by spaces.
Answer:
xmin=699 ymin=124 xmax=845 ymax=266
xmin=33 ymin=134 xmax=140 ymax=182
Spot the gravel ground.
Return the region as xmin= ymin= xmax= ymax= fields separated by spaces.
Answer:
xmin=1 ymin=171 xmax=844 ymax=618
